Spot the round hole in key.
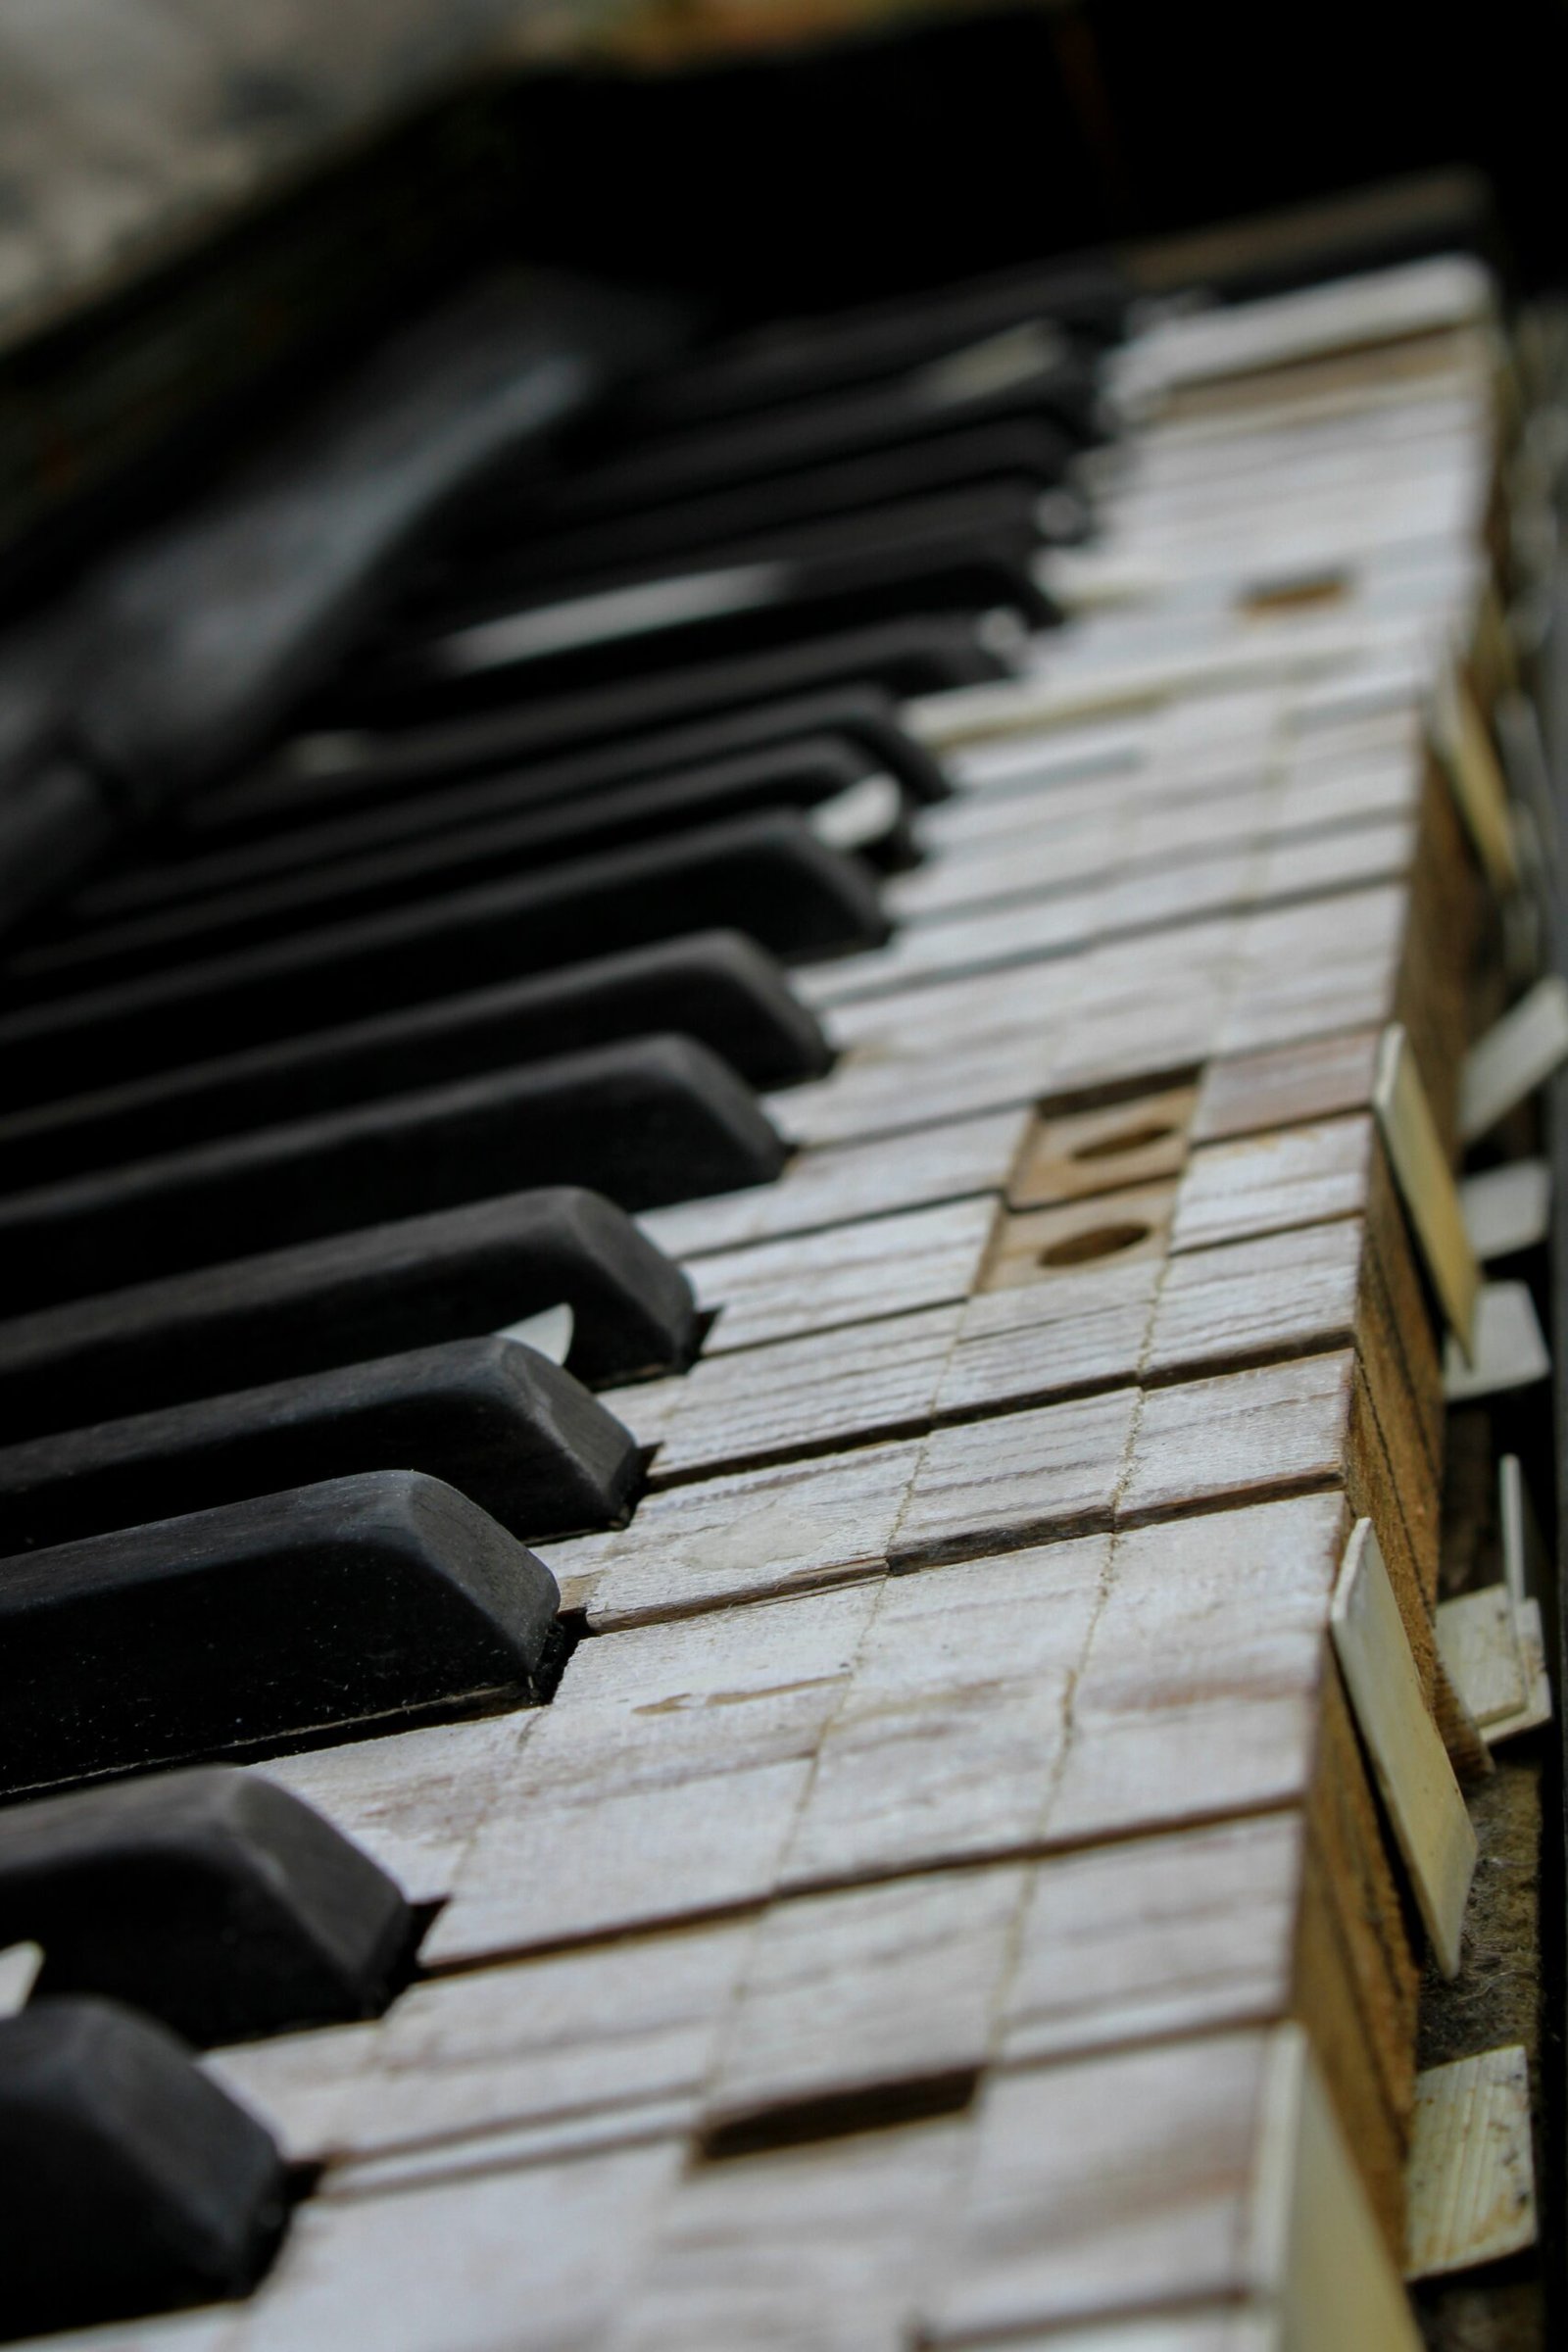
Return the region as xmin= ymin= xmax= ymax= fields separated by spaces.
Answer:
xmin=1039 ymin=1221 xmax=1152 ymax=1268
xmin=1069 ymin=1120 xmax=1177 ymax=1163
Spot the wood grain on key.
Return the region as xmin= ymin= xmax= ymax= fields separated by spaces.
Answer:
xmin=694 ymin=1194 xmax=994 ymax=1350
xmin=552 ymin=1436 xmax=919 ymax=1629
xmin=1192 ymin=1027 xmax=1384 ymax=1144
xmin=639 ymin=1107 xmax=1030 ymax=1260
xmin=936 ymin=1257 xmax=1158 ymax=1419
xmin=1170 ymin=1115 xmax=1375 ymax=1252
xmin=383 ymin=1504 xmax=1411 ymax=2245
xmin=644 ymin=1305 xmax=959 ymax=1482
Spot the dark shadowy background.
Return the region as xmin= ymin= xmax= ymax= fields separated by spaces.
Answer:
xmin=4 ymin=0 xmax=1565 ymax=600
xmin=489 ymin=0 xmax=1568 ymax=311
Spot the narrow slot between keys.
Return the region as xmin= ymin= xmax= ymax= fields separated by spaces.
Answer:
xmin=698 ymin=2068 xmax=981 ymax=2163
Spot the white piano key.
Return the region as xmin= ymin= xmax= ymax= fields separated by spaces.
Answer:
xmin=1460 ymin=1157 xmax=1551 ymax=1260
xmin=693 ymin=1194 xmax=995 ymax=1351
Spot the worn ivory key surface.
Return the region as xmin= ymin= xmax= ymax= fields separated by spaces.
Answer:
xmin=1426 ymin=655 xmax=1519 ymax=893
xmin=1372 ymin=1022 xmax=1480 ymax=1356
xmin=1405 ymin=2045 xmax=1537 ymax=2279
xmin=1459 ymin=973 xmax=1568 ymax=1142
xmin=1331 ymin=1520 xmax=1476 ymax=1977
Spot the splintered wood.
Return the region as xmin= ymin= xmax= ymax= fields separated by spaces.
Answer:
xmin=142 ymin=250 xmax=1506 ymax=2352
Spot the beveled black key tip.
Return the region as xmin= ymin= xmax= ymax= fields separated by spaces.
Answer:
xmin=0 ymin=1470 xmax=561 ymax=1798
xmin=0 ymin=1995 xmax=288 ymax=2339
xmin=0 ymin=1765 xmax=416 ymax=2046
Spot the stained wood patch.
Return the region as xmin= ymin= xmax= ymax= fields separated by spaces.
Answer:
xmin=1046 ymin=1494 xmax=1347 ymax=1850
xmin=205 ymin=2022 xmax=382 ymax=2166
xmin=1119 ymin=1349 xmax=1352 ymax=1525
xmin=781 ymin=1536 xmax=1111 ymax=1888
xmin=250 ymin=1715 xmax=532 ymax=1904
xmin=216 ymin=2137 xmax=682 ymax=2352
xmin=268 ymin=1920 xmax=751 ymax=2169
xmin=701 ymin=1865 xmax=1025 ymax=2137
xmin=1212 ymin=883 xmax=1408 ymax=1062
xmin=890 ymin=1388 xmax=1140 ymax=1564
xmin=1008 ymin=1085 xmax=1198 ymax=1207
xmin=612 ymin=2111 xmax=970 ymax=2351
xmin=646 ymin=1306 xmax=958 ymax=1483
xmin=980 ymin=1183 xmax=1174 ymax=1292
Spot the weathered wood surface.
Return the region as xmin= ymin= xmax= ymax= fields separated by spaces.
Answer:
xmin=409 ymin=1492 xmax=1350 ymax=1970
xmin=691 ymin=1194 xmax=995 ymax=1351
xmin=638 ymin=1106 xmax=1028 ymax=1261
xmin=772 ymin=881 xmax=1417 ymax=1151
xmin=1170 ymin=1116 xmax=1374 ymax=1252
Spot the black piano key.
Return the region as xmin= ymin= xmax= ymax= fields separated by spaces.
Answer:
xmin=0 ymin=1185 xmax=693 ymax=1442
xmin=68 ymin=276 xmax=682 ymax=813
xmin=0 ymin=302 xmax=663 ymax=937
xmin=620 ymin=257 xmax=1127 ymax=430
xmin=76 ymin=729 xmax=904 ymax=922
xmin=0 ymin=1470 xmax=560 ymax=1795
xmin=448 ymin=420 xmax=1068 ymax=598
xmin=0 ymin=934 xmax=826 ymax=1191
xmin=436 ymin=473 xmax=1050 ymax=626
xmin=0 ymin=1034 xmax=784 ymax=1311
xmin=262 ymin=612 xmax=1009 ymax=796
xmin=44 ymin=740 xmax=904 ymax=971
xmin=0 ymin=760 xmax=117 ymax=938
xmin=182 ymin=679 xmax=950 ymax=847
xmin=0 ymin=1768 xmax=414 ymax=2045
xmin=0 ymin=282 xmax=683 ymax=937
xmin=354 ymin=509 xmax=1050 ymax=719
xmin=0 ymin=816 xmax=884 ymax=1086
xmin=514 ymin=351 xmax=1096 ymax=528
xmin=0 ymin=1999 xmax=288 ymax=2337
xmin=0 ymin=1336 xmax=642 ymax=1552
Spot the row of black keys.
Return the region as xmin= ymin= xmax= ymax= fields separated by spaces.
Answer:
xmin=0 ymin=1766 xmax=458 ymax=2336
xmin=3 ymin=246 xmax=1116 ymax=982
xmin=0 ymin=248 xmax=1115 ymax=933
xmin=0 ymin=252 xmax=1118 ymax=2339
xmin=0 ymin=243 xmax=1117 ymax=1797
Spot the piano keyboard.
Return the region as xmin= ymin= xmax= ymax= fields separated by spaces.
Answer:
xmin=0 ymin=220 xmax=1547 ymax=2349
